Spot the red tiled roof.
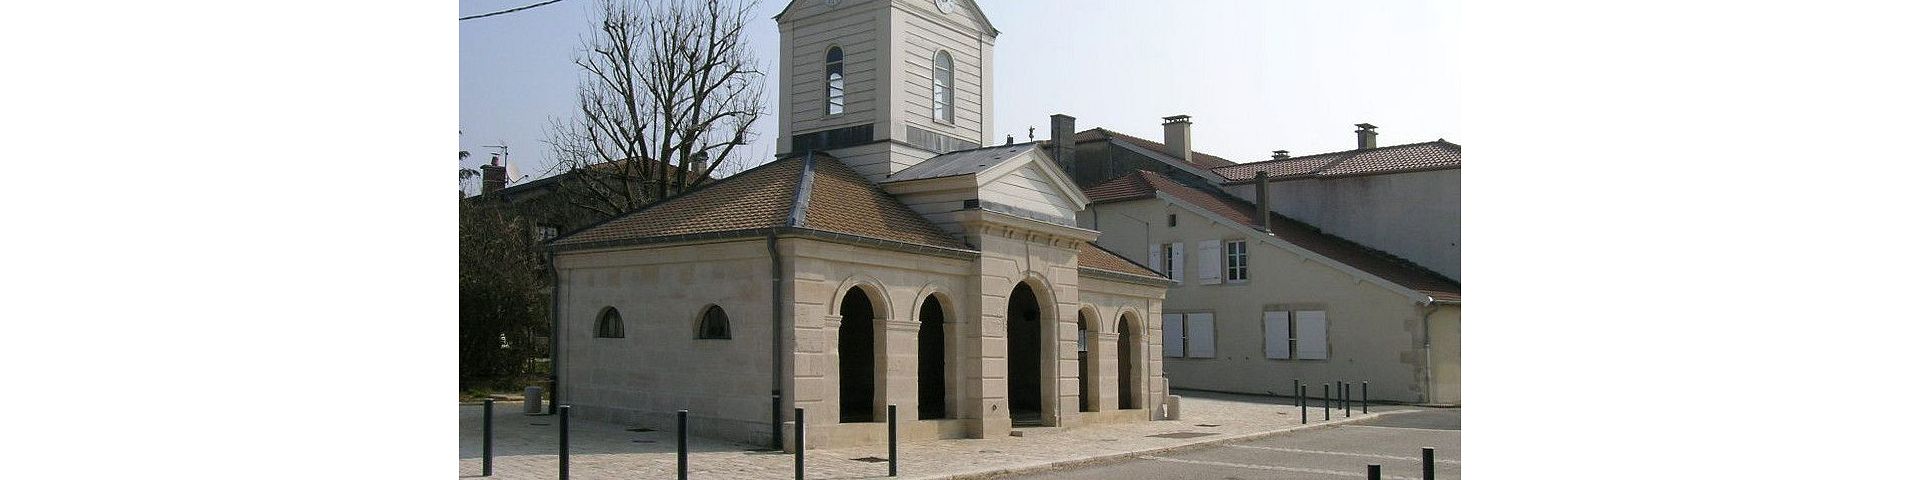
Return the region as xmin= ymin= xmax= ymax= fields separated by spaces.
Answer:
xmin=1072 ymin=128 xmax=1239 ymax=169
xmin=1213 ymin=140 xmax=1460 ymax=182
xmin=551 ymin=153 xmax=968 ymax=251
xmin=1078 ymin=241 xmax=1163 ymax=279
xmin=1085 ymin=170 xmax=1460 ymax=301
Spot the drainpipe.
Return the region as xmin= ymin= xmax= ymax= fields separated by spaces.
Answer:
xmin=1419 ymin=299 xmax=1439 ymax=404
xmin=767 ymin=233 xmax=785 ymax=449
xmin=546 ymin=251 xmax=561 ymax=414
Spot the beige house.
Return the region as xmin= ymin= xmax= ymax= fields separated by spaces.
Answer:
xmin=545 ymin=0 xmax=1171 ymax=451
xmin=1082 ymin=170 xmax=1461 ymax=405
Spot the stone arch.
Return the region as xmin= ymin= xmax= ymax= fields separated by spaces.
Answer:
xmin=694 ymin=304 xmax=730 ymax=339
xmin=1116 ymin=310 xmax=1146 ymax=410
xmin=829 ymin=275 xmax=893 ymax=322
xmin=834 ymin=277 xmax=889 ymax=423
xmin=1076 ymin=305 xmax=1100 ymax=413
xmin=1006 ymin=273 xmax=1057 ymax=426
xmin=913 ymin=285 xmax=957 ymax=420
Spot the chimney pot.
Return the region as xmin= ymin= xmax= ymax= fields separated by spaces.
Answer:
xmin=1355 ymin=123 xmax=1379 ymax=150
xmin=1162 ymin=115 xmax=1193 ymax=163
xmin=1271 ymin=150 xmax=1290 ymax=161
xmin=480 ymin=155 xmax=508 ymax=195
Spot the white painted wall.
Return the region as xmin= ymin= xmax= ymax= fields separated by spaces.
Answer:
xmin=1225 ymin=169 xmax=1460 ymax=280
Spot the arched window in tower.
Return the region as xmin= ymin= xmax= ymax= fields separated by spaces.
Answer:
xmin=825 ymin=46 xmax=845 ymax=115
xmin=932 ymin=50 xmax=954 ymax=123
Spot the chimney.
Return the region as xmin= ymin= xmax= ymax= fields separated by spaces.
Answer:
xmin=1254 ymin=171 xmax=1271 ymax=232
xmin=687 ymin=152 xmax=709 ymax=181
xmin=480 ymin=154 xmax=507 ymax=194
xmin=1049 ymin=114 xmax=1077 ymax=177
xmin=1355 ymin=123 xmax=1378 ymax=149
xmin=1271 ymin=150 xmax=1290 ymax=161
xmin=1162 ymin=115 xmax=1193 ymax=162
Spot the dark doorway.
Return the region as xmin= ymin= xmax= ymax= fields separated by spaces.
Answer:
xmin=918 ymin=298 xmax=947 ymax=420
xmin=839 ymin=288 xmax=877 ymax=423
xmin=1078 ymin=311 xmax=1093 ymax=412
xmin=1007 ymin=282 xmax=1044 ymax=426
xmin=1118 ymin=314 xmax=1138 ymax=410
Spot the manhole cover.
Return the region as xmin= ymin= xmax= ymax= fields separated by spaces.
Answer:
xmin=1146 ymin=432 xmax=1218 ymax=439
xmin=851 ymin=456 xmax=888 ymax=463
xmin=626 ymin=427 xmax=655 ymax=432
xmin=1196 ymin=424 xmax=1221 ymax=427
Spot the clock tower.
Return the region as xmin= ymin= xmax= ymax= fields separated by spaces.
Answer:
xmin=773 ymin=0 xmax=1000 ymax=183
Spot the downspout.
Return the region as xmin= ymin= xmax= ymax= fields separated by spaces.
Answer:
xmin=546 ymin=250 xmax=561 ymax=414
xmin=766 ymin=234 xmax=784 ymax=448
xmin=1420 ymin=298 xmax=1439 ymax=405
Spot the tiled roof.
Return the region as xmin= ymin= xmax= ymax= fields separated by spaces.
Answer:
xmin=1078 ymin=241 xmax=1163 ymax=279
xmin=1085 ymin=170 xmax=1460 ymax=302
xmin=551 ymin=153 xmax=968 ymax=251
xmin=1213 ymin=140 xmax=1460 ymax=182
xmin=888 ymin=142 xmax=1041 ymax=182
xmin=1070 ymin=128 xmax=1239 ymax=169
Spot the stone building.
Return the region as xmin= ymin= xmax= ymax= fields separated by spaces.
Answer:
xmin=545 ymin=0 xmax=1171 ymax=450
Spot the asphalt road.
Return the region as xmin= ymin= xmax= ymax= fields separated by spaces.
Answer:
xmin=993 ymin=408 xmax=1461 ymax=479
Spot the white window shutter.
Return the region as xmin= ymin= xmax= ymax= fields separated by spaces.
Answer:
xmin=1186 ymin=312 xmax=1215 ymax=358
xmin=1263 ymin=311 xmax=1290 ymax=359
xmin=1162 ymin=314 xmax=1185 ymax=357
xmin=1149 ymin=246 xmax=1164 ymax=275
xmin=1197 ymin=239 xmax=1221 ymax=285
xmin=1170 ymin=242 xmax=1185 ymax=283
xmin=1296 ymin=310 xmax=1329 ymax=360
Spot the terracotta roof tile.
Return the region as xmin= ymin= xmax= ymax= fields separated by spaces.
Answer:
xmin=1214 ymin=140 xmax=1460 ymax=182
xmin=552 ymin=153 xmax=968 ymax=251
xmin=1078 ymin=241 xmax=1163 ymax=279
xmin=1086 ymin=170 xmax=1459 ymax=301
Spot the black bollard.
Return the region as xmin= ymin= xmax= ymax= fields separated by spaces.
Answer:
xmin=887 ymin=404 xmax=899 ymax=477
xmin=1362 ymin=382 xmax=1369 ymax=413
xmin=1344 ymin=383 xmax=1352 ymax=418
xmin=483 ymin=399 xmax=495 ymax=477
xmin=1422 ymin=447 xmax=1435 ymax=480
xmin=1322 ymin=384 xmax=1330 ymax=421
xmin=1298 ymin=385 xmax=1307 ymax=424
xmin=1336 ymin=381 xmax=1344 ymax=410
xmin=1367 ymin=464 xmax=1381 ymax=480
xmin=558 ymin=405 xmax=570 ymax=480
xmin=794 ymin=407 xmax=806 ymax=480
xmin=677 ymin=410 xmax=689 ymax=480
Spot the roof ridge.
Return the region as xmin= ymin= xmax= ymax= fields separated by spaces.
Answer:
xmin=1214 ymin=139 xmax=1455 ymax=171
xmin=786 ymin=152 xmax=817 ymax=228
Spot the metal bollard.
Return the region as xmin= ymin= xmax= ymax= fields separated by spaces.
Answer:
xmin=1336 ymin=381 xmax=1344 ymax=410
xmin=887 ymin=404 xmax=899 ymax=477
xmin=794 ymin=407 xmax=806 ymax=480
xmin=1298 ymin=385 xmax=1307 ymax=424
xmin=1322 ymin=384 xmax=1330 ymax=421
xmin=1362 ymin=382 xmax=1369 ymax=414
xmin=677 ymin=410 xmax=689 ymax=480
xmin=1423 ymin=447 xmax=1435 ymax=480
xmin=558 ymin=405 xmax=570 ymax=480
xmin=1344 ymin=383 xmax=1352 ymax=418
xmin=483 ymin=399 xmax=495 ymax=477
xmin=1367 ymin=464 xmax=1381 ymax=480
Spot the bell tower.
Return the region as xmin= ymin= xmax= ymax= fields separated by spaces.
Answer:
xmin=773 ymin=0 xmax=999 ymax=183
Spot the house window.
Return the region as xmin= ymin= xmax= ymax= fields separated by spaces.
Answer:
xmin=931 ymin=51 xmax=954 ymax=123
xmin=1167 ymin=214 xmax=1177 ymax=227
xmin=1262 ymin=311 xmax=1290 ymax=359
xmin=1161 ymin=313 xmax=1214 ymax=358
xmin=595 ymin=307 xmax=624 ymax=338
xmin=825 ymin=46 xmax=845 ymax=115
xmin=697 ymin=305 xmax=730 ymax=339
xmin=1225 ymin=240 xmax=1248 ymax=282
xmin=535 ymin=224 xmax=559 ymax=242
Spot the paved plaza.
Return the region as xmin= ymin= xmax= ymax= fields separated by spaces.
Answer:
xmin=457 ymin=390 xmax=1421 ymax=479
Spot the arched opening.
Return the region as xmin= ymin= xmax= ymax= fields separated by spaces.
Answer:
xmin=1118 ymin=312 xmax=1141 ymax=410
xmin=1077 ymin=309 xmax=1093 ymax=412
xmin=595 ymin=307 xmax=624 ymax=338
xmin=697 ymin=305 xmax=730 ymax=339
xmin=824 ymin=46 xmax=845 ymax=115
xmin=1007 ymin=282 xmax=1045 ymax=426
xmin=931 ymin=50 xmax=954 ymax=122
xmin=917 ymin=296 xmax=947 ymax=419
xmin=838 ymin=287 xmax=878 ymax=423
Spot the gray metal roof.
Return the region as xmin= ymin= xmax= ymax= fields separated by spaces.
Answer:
xmin=885 ymin=142 xmax=1043 ymax=182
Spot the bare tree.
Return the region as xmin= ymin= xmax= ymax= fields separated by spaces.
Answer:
xmin=547 ymin=0 xmax=766 ymax=218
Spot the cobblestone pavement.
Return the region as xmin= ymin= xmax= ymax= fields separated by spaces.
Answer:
xmin=457 ymin=390 xmax=1413 ymax=479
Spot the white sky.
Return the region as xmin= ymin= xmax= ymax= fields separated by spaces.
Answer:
xmin=459 ymin=0 xmax=1459 ymax=185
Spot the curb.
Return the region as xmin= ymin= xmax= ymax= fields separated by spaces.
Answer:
xmin=930 ymin=409 xmax=1422 ymax=480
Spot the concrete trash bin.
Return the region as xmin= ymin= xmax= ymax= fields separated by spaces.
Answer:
xmin=524 ymin=386 xmax=543 ymax=414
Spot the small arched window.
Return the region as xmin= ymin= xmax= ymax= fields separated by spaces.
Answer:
xmin=825 ymin=47 xmax=845 ymax=115
xmin=697 ymin=305 xmax=731 ymax=339
xmin=595 ymin=307 xmax=624 ymax=338
xmin=931 ymin=51 xmax=954 ymax=123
